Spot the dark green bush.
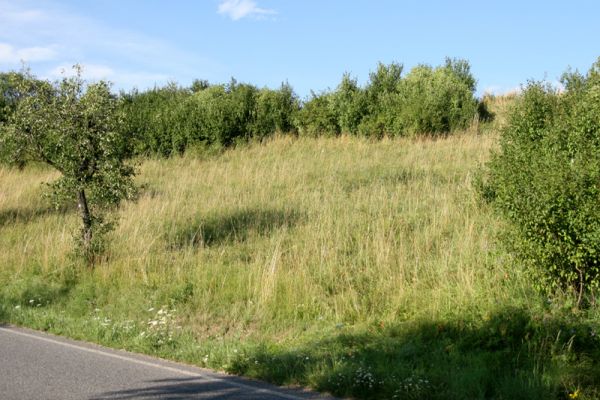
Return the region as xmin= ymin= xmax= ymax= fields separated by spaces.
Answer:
xmin=331 ymin=73 xmax=368 ymax=135
xmin=0 ymin=72 xmax=20 ymax=124
xmin=295 ymin=91 xmax=340 ymax=137
xmin=357 ymin=62 xmax=404 ymax=137
xmin=120 ymin=83 xmax=191 ymax=157
xmin=480 ymin=58 xmax=600 ymax=302
xmin=250 ymin=82 xmax=299 ymax=139
xmin=121 ymin=80 xmax=299 ymax=155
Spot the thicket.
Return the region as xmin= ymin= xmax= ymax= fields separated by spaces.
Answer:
xmin=480 ymin=58 xmax=600 ymax=304
xmin=297 ymin=58 xmax=482 ymax=138
xmin=119 ymin=58 xmax=483 ymax=155
xmin=120 ymin=79 xmax=299 ymax=156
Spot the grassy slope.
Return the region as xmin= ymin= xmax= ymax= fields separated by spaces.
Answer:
xmin=1 ymin=129 xmax=599 ymax=399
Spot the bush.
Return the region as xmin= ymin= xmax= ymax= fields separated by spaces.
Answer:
xmin=357 ymin=62 xmax=404 ymax=137
xmin=480 ymin=58 xmax=600 ymax=302
xmin=331 ymin=73 xmax=368 ymax=135
xmin=121 ymin=80 xmax=299 ymax=155
xmin=120 ymin=83 xmax=191 ymax=157
xmin=296 ymin=59 xmax=480 ymax=139
xmin=250 ymin=82 xmax=299 ymax=139
xmin=117 ymin=58 xmax=481 ymax=156
xmin=0 ymin=72 xmax=21 ymax=124
xmin=295 ymin=91 xmax=340 ymax=137
xmin=397 ymin=60 xmax=478 ymax=136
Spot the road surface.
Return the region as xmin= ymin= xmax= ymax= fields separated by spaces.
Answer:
xmin=0 ymin=325 xmax=336 ymax=400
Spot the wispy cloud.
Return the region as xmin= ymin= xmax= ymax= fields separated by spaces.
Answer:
xmin=218 ymin=0 xmax=276 ymax=21
xmin=0 ymin=0 xmax=222 ymax=90
xmin=0 ymin=42 xmax=57 ymax=64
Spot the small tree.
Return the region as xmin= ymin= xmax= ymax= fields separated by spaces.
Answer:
xmin=0 ymin=66 xmax=135 ymax=262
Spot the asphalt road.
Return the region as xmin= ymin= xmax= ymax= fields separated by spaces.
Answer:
xmin=0 ymin=325 xmax=336 ymax=400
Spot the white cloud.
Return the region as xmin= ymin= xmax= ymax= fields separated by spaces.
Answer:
xmin=0 ymin=1 xmax=223 ymax=90
xmin=0 ymin=42 xmax=57 ymax=64
xmin=218 ymin=0 xmax=276 ymax=21
xmin=48 ymin=63 xmax=114 ymax=80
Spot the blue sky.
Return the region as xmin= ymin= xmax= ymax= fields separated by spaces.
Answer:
xmin=1 ymin=0 xmax=599 ymax=98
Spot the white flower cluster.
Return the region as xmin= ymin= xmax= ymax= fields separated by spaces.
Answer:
xmin=392 ymin=375 xmax=431 ymax=399
xmin=140 ymin=306 xmax=180 ymax=346
xmin=354 ymin=366 xmax=376 ymax=389
xmin=91 ymin=309 xmax=136 ymax=334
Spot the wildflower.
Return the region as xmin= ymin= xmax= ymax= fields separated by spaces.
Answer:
xmin=569 ymin=389 xmax=580 ymax=399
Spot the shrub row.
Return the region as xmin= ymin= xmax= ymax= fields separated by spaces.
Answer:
xmin=119 ymin=80 xmax=299 ymax=157
xmin=297 ymin=58 xmax=482 ymax=138
xmin=119 ymin=58 xmax=484 ymax=156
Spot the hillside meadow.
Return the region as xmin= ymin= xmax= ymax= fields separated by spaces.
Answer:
xmin=2 ymin=126 xmax=600 ymax=399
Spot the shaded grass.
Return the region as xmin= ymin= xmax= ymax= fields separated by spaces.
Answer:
xmin=167 ymin=207 xmax=303 ymax=249
xmin=228 ymin=306 xmax=600 ymax=400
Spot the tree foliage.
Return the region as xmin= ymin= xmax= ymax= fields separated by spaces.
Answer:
xmin=0 ymin=66 xmax=135 ymax=261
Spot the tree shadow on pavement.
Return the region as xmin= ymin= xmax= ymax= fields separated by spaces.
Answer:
xmin=90 ymin=376 xmax=334 ymax=400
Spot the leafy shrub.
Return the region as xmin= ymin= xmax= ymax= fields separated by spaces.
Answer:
xmin=120 ymin=83 xmax=191 ymax=157
xmin=121 ymin=80 xmax=299 ymax=155
xmin=356 ymin=62 xmax=404 ymax=137
xmin=0 ymin=71 xmax=50 ymax=167
xmin=0 ymin=72 xmax=21 ymax=124
xmin=331 ymin=73 xmax=368 ymax=135
xmin=295 ymin=91 xmax=340 ymax=137
xmin=397 ymin=59 xmax=478 ymax=136
xmin=296 ymin=59 xmax=480 ymax=138
xmin=250 ymin=82 xmax=299 ymax=139
xmin=480 ymin=58 xmax=600 ymax=302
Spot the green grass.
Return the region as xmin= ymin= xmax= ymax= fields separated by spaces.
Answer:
xmin=1 ymin=128 xmax=600 ymax=399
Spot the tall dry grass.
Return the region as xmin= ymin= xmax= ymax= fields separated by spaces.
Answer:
xmin=1 ymin=131 xmax=527 ymax=337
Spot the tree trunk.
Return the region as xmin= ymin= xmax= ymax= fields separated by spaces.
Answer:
xmin=77 ymin=189 xmax=92 ymax=251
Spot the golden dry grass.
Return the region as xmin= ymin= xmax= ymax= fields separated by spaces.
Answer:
xmin=1 ymin=131 xmax=526 ymax=339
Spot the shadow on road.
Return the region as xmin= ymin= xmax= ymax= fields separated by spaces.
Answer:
xmin=90 ymin=376 xmax=329 ymax=400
